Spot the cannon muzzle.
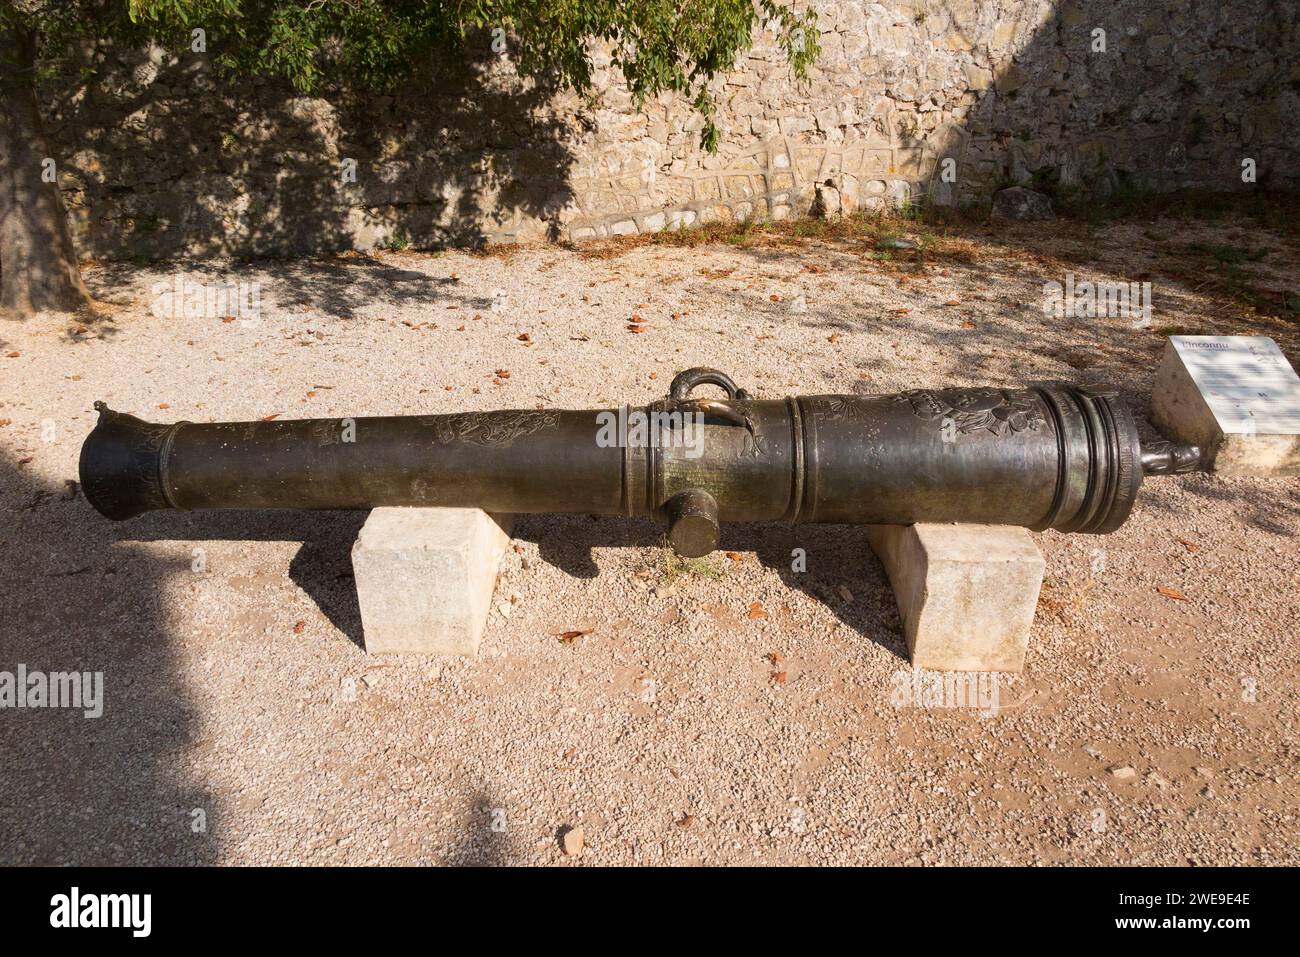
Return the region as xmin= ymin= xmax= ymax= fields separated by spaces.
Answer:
xmin=79 ymin=369 xmax=1201 ymax=555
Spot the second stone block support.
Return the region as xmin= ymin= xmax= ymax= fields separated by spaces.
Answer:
xmin=867 ymin=523 xmax=1044 ymax=673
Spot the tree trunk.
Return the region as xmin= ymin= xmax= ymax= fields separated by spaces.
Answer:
xmin=0 ymin=23 xmax=90 ymax=316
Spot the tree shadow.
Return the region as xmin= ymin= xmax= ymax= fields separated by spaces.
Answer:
xmin=81 ymin=254 xmax=476 ymax=323
xmin=41 ymin=30 xmax=581 ymax=337
xmin=43 ymin=31 xmax=579 ymax=278
xmin=0 ymin=446 xmax=218 ymax=864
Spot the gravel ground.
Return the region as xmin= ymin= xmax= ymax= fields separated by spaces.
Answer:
xmin=1 ymin=213 xmax=1297 ymax=865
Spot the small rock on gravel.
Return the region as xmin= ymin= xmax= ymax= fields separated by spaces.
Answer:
xmin=561 ymin=827 xmax=584 ymax=857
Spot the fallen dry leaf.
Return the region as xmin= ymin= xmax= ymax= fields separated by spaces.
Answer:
xmin=517 ymin=332 xmax=531 ymax=342
xmin=1156 ymin=586 xmax=1188 ymax=601
xmin=627 ymin=323 xmax=648 ymax=333
xmin=555 ymin=628 xmax=593 ymax=644
xmin=494 ymin=369 xmax=511 ymax=378
xmin=1176 ymin=538 xmax=1199 ymax=552
xmin=892 ymin=307 xmax=912 ymax=314
xmin=960 ymin=319 xmax=977 ymax=329
xmin=5 ymin=352 xmax=19 ymax=358
xmin=724 ymin=551 xmax=743 ymax=562
xmin=293 ymin=620 xmax=306 ymax=634
xmin=771 ymin=671 xmax=788 ymax=685
xmin=260 ymin=413 xmax=281 ymax=421
xmin=767 ymin=651 xmax=785 ymax=665
xmin=944 ymin=299 xmax=962 ymax=306
xmin=769 ymin=294 xmax=781 ymax=302
xmin=748 ymin=601 xmax=768 ymax=620
xmin=827 ymin=333 xmax=840 ymax=343
xmin=157 ymin=403 xmax=170 ymax=410
xmin=677 ymin=813 xmax=695 ymax=828
xmin=17 ymin=456 xmax=33 ymax=468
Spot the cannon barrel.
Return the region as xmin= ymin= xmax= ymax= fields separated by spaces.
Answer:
xmin=79 ymin=367 xmax=1201 ymax=556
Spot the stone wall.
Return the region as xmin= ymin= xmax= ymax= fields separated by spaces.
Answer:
xmin=43 ymin=0 xmax=1300 ymax=257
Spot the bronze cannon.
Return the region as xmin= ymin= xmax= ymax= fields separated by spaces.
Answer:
xmin=79 ymin=367 xmax=1201 ymax=556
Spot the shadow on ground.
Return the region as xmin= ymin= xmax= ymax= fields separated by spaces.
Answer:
xmin=121 ymin=509 xmax=369 ymax=650
xmin=120 ymin=507 xmax=909 ymax=661
xmin=0 ymin=448 xmax=217 ymax=864
xmin=82 ymin=254 xmax=483 ymax=323
xmin=440 ymin=791 xmax=513 ymax=867
xmin=513 ymin=513 xmax=909 ymax=662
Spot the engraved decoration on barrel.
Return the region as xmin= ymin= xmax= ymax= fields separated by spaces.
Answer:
xmin=892 ymin=388 xmax=1046 ymax=437
xmin=433 ymin=410 xmax=562 ymax=448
